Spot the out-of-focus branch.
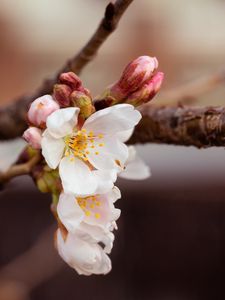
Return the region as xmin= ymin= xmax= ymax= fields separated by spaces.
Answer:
xmin=128 ymin=105 xmax=225 ymax=148
xmin=0 ymin=152 xmax=40 ymax=184
xmin=0 ymin=225 xmax=63 ymax=299
xmin=65 ymin=0 xmax=134 ymax=75
xmin=158 ymin=68 xmax=225 ymax=105
xmin=0 ymin=0 xmax=133 ymax=141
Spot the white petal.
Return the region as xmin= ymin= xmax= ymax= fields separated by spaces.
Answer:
xmin=116 ymin=128 xmax=134 ymax=142
xmin=83 ymin=104 xmax=141 ymax=136
xmin=46 ymin=107 xmax=80 ymax=139
xmin=125 ymin=145 xmax=136 ymax=162
xmin=106 ymin=186 xmax=121 ymax=203
xmin=41 ymin=130 xmax=65 ymax=169
xmin=57 ymin=230 xmax=111 ymax=275
xmin=86 ymin=147 xmax=115 ymax=171
xmin=77 ymin=224 xmax=115 ymax=254
xmin=102 ymin=137 xmax=128 ymax=168
xmin=119 ymin=146 xmax=151 ymax=180
xmin=57 ymin=193 xmax=84 ymax=233
xmin=93 ymin=169 xmax=117 ymax=194
xmin=87 ymin=137 xmax=128 ymax=171
xmin=59 ymin=156 xmax=98 ymax=196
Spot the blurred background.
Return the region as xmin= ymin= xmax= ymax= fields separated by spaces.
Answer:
xmin=1 ymin=0 xmax=225 ymax=299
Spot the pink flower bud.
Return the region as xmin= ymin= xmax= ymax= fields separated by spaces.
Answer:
xmin=111 ymin=56 xmax=159 ymax=100
xmin=151 ymin=71 xmax=164 ymax=95
xmin=59 ymin=72 xmax=82 ymax=90
xmin=53 ymin=84 xmax=72 ymax=107
xmin=23 ymin=127 xmax=42 ymax=149
xmin=78 ymin=86 xmax=91 ymax=97
xmin=28 ymin=95 xmax=59 ymax=127
xmin=126 ymin=72 xmax=164 ymax=106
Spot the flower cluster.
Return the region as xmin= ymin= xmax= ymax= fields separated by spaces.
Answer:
xmin=23 ymin=56 xmax=163 ymax=275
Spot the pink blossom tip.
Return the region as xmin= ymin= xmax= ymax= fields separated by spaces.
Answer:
xmin=59 ymin=72 xmax=82 ymax=90
xmin=28 ymin=95 xmax=59 ymax=127
xmin=23 ymin=127 xmax=42 ymax=149
xmin=110 ymin=56 xmax=159 ymax=100
xmin=126 ymin=71 xmax=164 ymax=105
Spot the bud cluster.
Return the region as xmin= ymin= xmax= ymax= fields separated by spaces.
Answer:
xmin=95 ymin=56 xmax=164 ymax=107
xmin=23 ymin=73 xmax=96 ymax=149
xmin=53 ymin=72 xmax=95 ymax=119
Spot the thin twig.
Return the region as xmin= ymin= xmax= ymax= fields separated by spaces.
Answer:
xmin=0 ymin=152 xmax=41 ymax=184
xmin=0 ymin=0 xmax=133 ymax=140
xmin=64 ymin=0 xmax=134 ymax=74
xmin=158 ymin=68 xmax=225 ymax=105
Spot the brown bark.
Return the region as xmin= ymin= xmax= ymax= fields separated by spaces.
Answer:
xmin=128 ymin=105 xmax=225 ymax=148
xmin=0 ymin=0 xmax=133 ymax=140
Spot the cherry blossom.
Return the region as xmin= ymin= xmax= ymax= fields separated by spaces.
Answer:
xmin=41 ymin=104 xmax=141 ymax=196
xmin=57 ymin=187 xmax=121 ymax=234
xmin=57 ymin=229 xmax=111 ymax=275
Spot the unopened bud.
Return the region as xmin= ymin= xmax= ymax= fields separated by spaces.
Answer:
xmin=111 ymin=56 xmax=158 ymax=100
xmin=70 ymin=91 xmax=95 ymax=119
xmin=28 ymin=95 xmax=59 ymax=127
xmin=34 ymin=166 xmax=61 ymax=194
xmin=59 ymin=72 xmax=82 ymax=90
xmin=126 ymin=72 xmax=164 ymax=106
xmin=53 ymin=84 xmax=72 ymax=107
xmin=23 ymin=127 xmax=42 ymax=149
xmin=79 ymin=87 xmax=91 ymax=97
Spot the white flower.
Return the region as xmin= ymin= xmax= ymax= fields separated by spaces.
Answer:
xmin=56 ymin=229 xmax=112 ymax=275
xmin=119 ymin=146 xmax=151 ymax=180
xmin=57 ymin=187 xmax=121 ymax=235
xmin=41 ymin=104 xmax=141 ymax=196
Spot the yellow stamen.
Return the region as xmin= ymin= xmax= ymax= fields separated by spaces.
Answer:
xmin=85 ymin=210 xmax=91 ymax=217
xmin=95 ymin=213 xmax=100 ymax=219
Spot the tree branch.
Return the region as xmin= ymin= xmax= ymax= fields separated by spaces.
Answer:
xmin=0 ymin=152 xmax=41 ymax=184
xmin=128 ymin=105 xmax=225 ymax=148
xmin=0 ymin=0 xmax=133 ymax=140
xmin=1 ymin=0 xmax=225 ymax=150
